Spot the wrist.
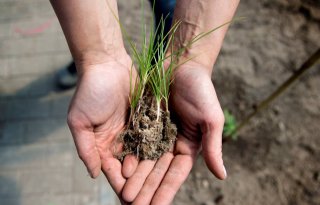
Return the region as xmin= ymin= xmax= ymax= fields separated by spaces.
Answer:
xmin=175 ymin=59 xmax=213 ymax=77
xmin=170 ymin=27 xmax=226 ymax=73
xmin=75 ymin=49 xmax=131 ymax=74
xmin=170 ymin=0 xmax=239 ymax=72
xmin=74 ymin=45 xmax=127 ymax=66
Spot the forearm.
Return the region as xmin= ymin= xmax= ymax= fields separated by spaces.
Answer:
xmin=172 ymin=0 xmax=239 ymax=72
xmin=50 ymin=0 xmax=126 ymax=71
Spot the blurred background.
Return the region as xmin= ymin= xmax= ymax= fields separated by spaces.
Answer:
xmin=0 ymin=0 xmax=319 ymax=205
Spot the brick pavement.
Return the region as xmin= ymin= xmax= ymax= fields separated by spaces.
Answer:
xmin=0 ymin=0 xmax=151 ymax=204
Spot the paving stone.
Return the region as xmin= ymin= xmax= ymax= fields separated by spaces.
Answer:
xmin=0 ymin=197 xmax=21 ymax=205
xmin=0 ymin=58 xmax=8 ymax=79
xmin=0 ymin=170 xmax=21 ymax=197
xmin=99 ymin=176 xmax=119 ymax=205
xmin=51 ymin=92 xmax=73 ymax=118
xmin=20 ymin=168 xmax=72 ymax=195
xmin=73 ymin=157 xmax=99 ymax=194
xmin=21 ymin=194 xmax=73 ymax=205
xmin=0 ymin=143 xmax=46 ymax=170
xmin=8 ymin=17 xmax=62 ymax=39
xmin=0 ymin=2 xmax=15 ymax=22
xmin=0 ymin=22 xmax=13 ymax=39
xmin=0 ymin=33 xmax=68 ymax=57
xmin=3 ymin=98 xmax=51 ymax=120
xmin=26 ymin=1 xmax=55 ymax=18
xmin=0 ymin=120 xmax=25 ymax=145
xmin=24 ymin=118 xmax=72 ymax=144
xmin=0 ymin=37 xmax=34 ymax=57
xmin=0 ymin=1 xmax=54 ymax=23
xmin=45 ymin=142 xmax=74 ymax=168
xmin=51 ymin=53 xmax=73 ymax=71
xmin=0 ymin=100 xmax=8 ymax=121
xmin=33 ymin=33 xmax=69 ymax=54
xmin=73 ymin=193 xmax=100 ymax=205
xmin=7 ymin=54 xmax=53 ymax=76
xmin=0 ymin=74 xmax=55 ymax=98
xmin=0 ymin=0 xmax=143 ymax=204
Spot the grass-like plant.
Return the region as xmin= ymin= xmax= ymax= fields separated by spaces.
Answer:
xmin=223 ymin=109 xmax=238 ymax=140
xmin=110 ymin=1 xmax=237 ymax=160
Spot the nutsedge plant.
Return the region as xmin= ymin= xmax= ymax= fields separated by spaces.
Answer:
xmin=109 ymin=0 xmax=238 ymax=160
xmin=111 ymin=3 xmax=236 ymax=120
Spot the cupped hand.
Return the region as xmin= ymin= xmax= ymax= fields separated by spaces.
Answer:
xmin=127 ymin=61 xmax=226 ymax=205
xmin=67 ymin=55 xmax=140 ymax=200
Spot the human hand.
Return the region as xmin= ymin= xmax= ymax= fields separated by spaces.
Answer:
xmin=124 ymin=61 xmax=226 ymax=205
xmin=67 ymin=55 xmax=141 ymax=201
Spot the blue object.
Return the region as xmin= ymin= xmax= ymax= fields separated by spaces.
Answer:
xmin=149 ymin=0 xmax=176 ymax=37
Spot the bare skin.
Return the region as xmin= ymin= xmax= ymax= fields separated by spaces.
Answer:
xmin=50 ymin=0 xmax=239 ymax=204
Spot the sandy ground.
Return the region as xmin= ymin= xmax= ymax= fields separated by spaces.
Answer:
xmin=172 ymin=0 xmax=320 ymax=205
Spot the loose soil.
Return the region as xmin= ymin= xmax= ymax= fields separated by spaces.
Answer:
xmin=118 ymin=88 xmax=177 ymax=161
xmin=118 ymin=0 xmax=320 ymax=204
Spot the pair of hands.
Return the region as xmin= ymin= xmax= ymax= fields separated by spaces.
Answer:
xmin=67 ymin=54 xmax=226 ymax=205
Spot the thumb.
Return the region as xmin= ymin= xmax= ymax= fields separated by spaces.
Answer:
xmin=68 ymin=115 xmax=101 ymax=178
xmin=201 ymin=113 xmax=227 ymax=180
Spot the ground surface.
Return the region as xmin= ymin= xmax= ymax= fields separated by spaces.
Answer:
xmin=174 ymin=0 xmax=320 ymax=205
xmin=0 ymin=0 xmax=118 ymax=204
xmin=0 ymin=0 xmax=319 ymax=205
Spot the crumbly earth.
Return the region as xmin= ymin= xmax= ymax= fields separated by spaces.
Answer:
xmin=118 ymin=88 xmax=177 ymax=161
xmin=118 ymin=0 xmax=320 ymax=204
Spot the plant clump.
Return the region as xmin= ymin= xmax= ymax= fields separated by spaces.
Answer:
xmin=117 ymin=14 xmax=181 ymax=161
xmin=120 ymin=89 xmax=177 ymax=160
xmin=113 ymin=2 xmax=235 ymax=161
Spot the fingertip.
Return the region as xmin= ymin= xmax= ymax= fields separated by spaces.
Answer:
xmin=203 ymin=153 xmax=227 ymax=180
xmin=89 ymin=166 xmax=101 ymax=178
xmin=122 ymin=155 xmax=139 ymax=178
xmin=122 ymin=186 xmax=135 ymax=202
xmin=201 ymin=119 xmax=226 ymax=180
xmin=81 ymin=151 xmax=102 ymax=179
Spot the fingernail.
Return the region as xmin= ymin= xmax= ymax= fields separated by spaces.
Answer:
xmin=223 ymin=165 xmax=227 ymax=178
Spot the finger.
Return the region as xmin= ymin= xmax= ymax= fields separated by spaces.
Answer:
xmin=101 ymin=157 xmax=126 ymax=195
xmin=70 ymin=127 xmax=101 ymax=178
xmin=122 ymin=154 xmax=139 ymax=178
xmin=151 ymin=154 xmax=195 ymax=205
xmin=201 ymin=113 xmax=227 ymax=180
xmin=122 ymin=159 xmax=156 ymax=202
xmin=132 ymin=153 xmax=174 ymax=205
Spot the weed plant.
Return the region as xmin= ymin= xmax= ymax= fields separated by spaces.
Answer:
xmin=110 ymin=1 xmax=236 ymax=160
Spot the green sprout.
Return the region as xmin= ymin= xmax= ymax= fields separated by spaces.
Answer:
xmin=109 ymin=0 xmax=239 ymax=123
xmin=148 ymin=17 xmax=181 ymax=119
xmin=223 ymin=109 xmax=238 ymax=140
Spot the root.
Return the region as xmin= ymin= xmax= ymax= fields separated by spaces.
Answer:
xmin=117 ymin=87 xmax=177 ymax=161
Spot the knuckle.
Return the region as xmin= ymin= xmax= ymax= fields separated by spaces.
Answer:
xmin=67 ymin=112 xmax=81 ymax=128
xmin=203 ymin=109 xmax=225 ymax=129
xmin=216 ymin=110 xmax=225 ymax=126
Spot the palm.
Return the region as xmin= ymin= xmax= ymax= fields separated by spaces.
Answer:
xmin=67 ymin=59 xmax=134 ymax=195
xmin=170 ymin=63 xmax=226 ymax=178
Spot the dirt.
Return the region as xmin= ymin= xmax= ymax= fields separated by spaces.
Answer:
xmin=173 ymin=1 xmax=320 ymax=205
xmin=117 ymin=0 xmax=320 ymax=204
xmin=118 ymin=88 xmax=177 ymax=161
